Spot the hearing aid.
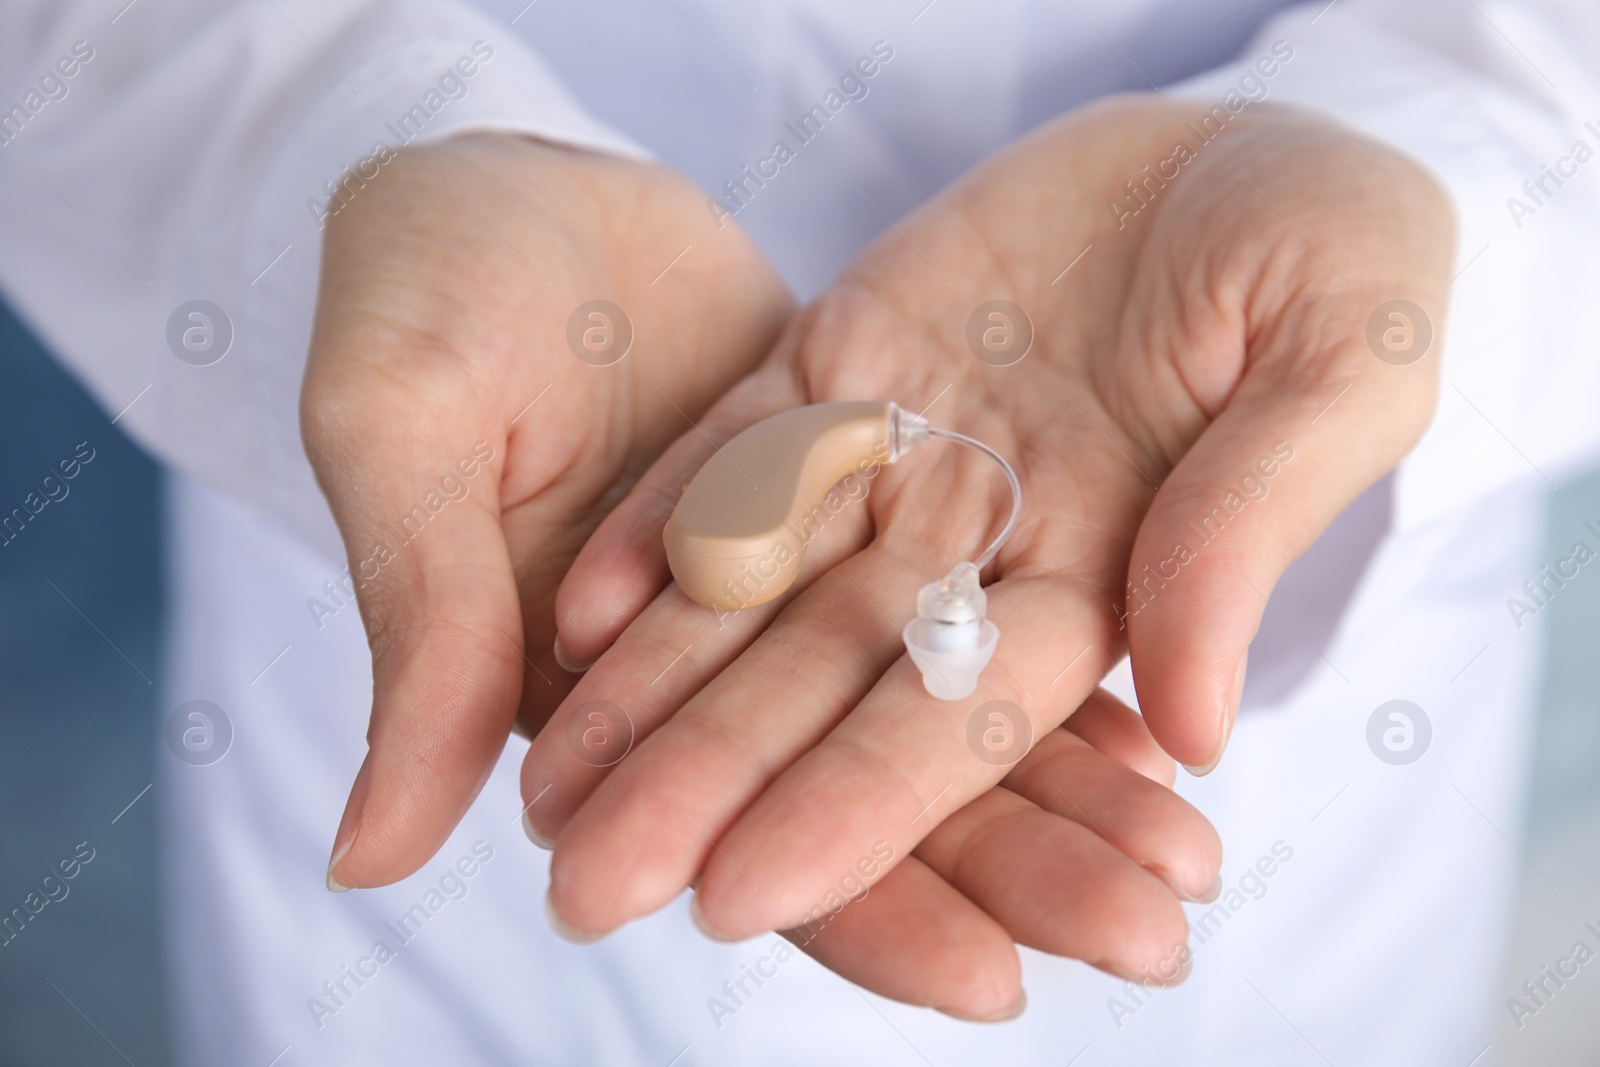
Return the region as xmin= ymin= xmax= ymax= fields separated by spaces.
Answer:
xmin=664 ymin=400 xmax=1021 ymax=700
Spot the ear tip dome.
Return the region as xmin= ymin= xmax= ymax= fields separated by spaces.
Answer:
xmin=903 ymin=618 xmax=1000 ymax=701
xmin=903 ymin=563 xmax=999 ymax=701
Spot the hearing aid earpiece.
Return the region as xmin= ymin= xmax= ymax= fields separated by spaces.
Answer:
xmin=664 ymin=399 xmax=1021 ymax=701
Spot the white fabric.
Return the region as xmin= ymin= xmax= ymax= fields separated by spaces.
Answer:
xmin=0 ymin=0 xmax=1593 ymax=1062
xmin=3 ymin=0 xmax=1599 ymax=543
xmin=0 ymin=0 xmax=644 ymax=559
xmin=161 ymin=465 xmax=1545 ymax=1065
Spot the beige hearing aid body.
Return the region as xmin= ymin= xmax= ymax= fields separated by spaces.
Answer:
xmin=663 ymin=400 xmax=899 ymax=612
xmin=663 ymin=400 xmax=1021 ymax=701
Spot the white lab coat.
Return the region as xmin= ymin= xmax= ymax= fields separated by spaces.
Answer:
xmin=3 ymin=0 xmax=1599 ymax=1063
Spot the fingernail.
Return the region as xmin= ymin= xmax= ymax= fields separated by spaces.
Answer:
xmin=521 ymin=810 xmax=553 ymax=850
xmin=1153 ymin=866 xmax=1217 ymax=905
xmin=1183 ymin=653 xmax=1246 ymax=777
xmin=937 ymin=989 xmax=1028 ymax=1023
xmin=326 ymin=752 xmax=373 ymax=893
xmin=688 ymin=893 xmax=740 ymax=943
xmin=995 ymin=990 xmax=1029 ymax=1021
xmin=1094 ymin=960 xmax=1135 ymax=983
xmin=1180 ymin=726 xmax=1226 ymax=776
xmin=1144 ymin=953 xmax=1193 ymax=987
xmin=1095 ymin=952 xmax=1191 ymax=988
xmin=552 ymin=635 xmax=597 ymax=674
xmin=326 ymin=838 xmax=354 ymax=893
xmin=544 ymin=892 xmax=608 ymax=943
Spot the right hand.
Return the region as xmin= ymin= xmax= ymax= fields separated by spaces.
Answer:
xmin=300 ymin=133 xmax=793 ymax=890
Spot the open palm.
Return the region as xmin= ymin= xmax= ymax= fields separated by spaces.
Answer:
xmin=528 ymin=95 xmax=1451 ymax=1008
xmin=302 ymin=133 xmax=792 ymax=887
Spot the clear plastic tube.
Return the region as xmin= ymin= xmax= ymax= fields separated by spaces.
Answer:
xmin=926 ymin=427 xmax=1022 ymax=571
xmin=892 ymin=409 xmax=1020 ymax=700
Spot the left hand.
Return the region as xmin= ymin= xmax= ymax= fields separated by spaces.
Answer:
xmin=523 ymin=96 xmax=1452 ymax=961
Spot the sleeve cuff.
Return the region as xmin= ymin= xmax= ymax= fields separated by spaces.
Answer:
xmin=186 ymin=3 xmax=649 ymax=560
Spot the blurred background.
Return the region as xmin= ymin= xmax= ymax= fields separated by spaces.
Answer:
xmin=0 ymin=295 xmax=169 ymax=1066
xmin=0 ymin=288 xmax=1595 ymax=1065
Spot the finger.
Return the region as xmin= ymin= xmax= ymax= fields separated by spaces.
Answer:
xmin=548 ymin=410 xmax=1081 ymax=936
xmin=522 ymin=472 xmax=876 ymax=855
xmin=544 ymin=533 xmax=952 ymax=935
xmin=777 ymin=729 xmax=1208 ymax=1011
xmin=1003 ymin=723 xmax=1220 ymax=902
xmin=913 ymin=785 xmax=1192 ymax=983
xmin=690 ymin=567 xmax=1122 ymax=941
xmin=302 ymin=369 xmax=523 ymax=891
xmin=525 ymin=581 xmax=771 ymax=848
xmin=1058 ymin=685 xmax=1176 ymax=786
xmin=776 ymin=854 xmax=1023 ymax=1021
xmin=552 ymin=365 xmax=804 ymax=669
xmin=1122 ymin=127 xmax=1454 ymax=771
xmin=498 ymin=491 xmax=611 ymax=742
xmin=1125 ymin=291 xmax=1448 ymax=773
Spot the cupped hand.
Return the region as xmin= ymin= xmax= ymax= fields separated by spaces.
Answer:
xmin=299 ymin=133 xmax=792 ymax=890
xmin=526 ymin=95 xmax=1451 ymax=990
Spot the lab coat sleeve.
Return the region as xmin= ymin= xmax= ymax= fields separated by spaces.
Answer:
xmin=0 ymin=0 xmax=646 ymax=559
xmin=1168 ymin=0 xmax=1600 ymax=532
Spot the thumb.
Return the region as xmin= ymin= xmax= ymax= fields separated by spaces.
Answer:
xmin=1125 ymin=288 xmax=1443 ymax=772
xmin=303 ymin=368 xmax=523 ymax=891
xmin=552 ymin=365 xmax=804 ymax=668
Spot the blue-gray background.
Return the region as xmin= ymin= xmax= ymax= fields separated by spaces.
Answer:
xmin=0 ymin=296 xmax=1593 ymax=1065
xmin=0 ymin=295 xmax=168 ymax=1066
